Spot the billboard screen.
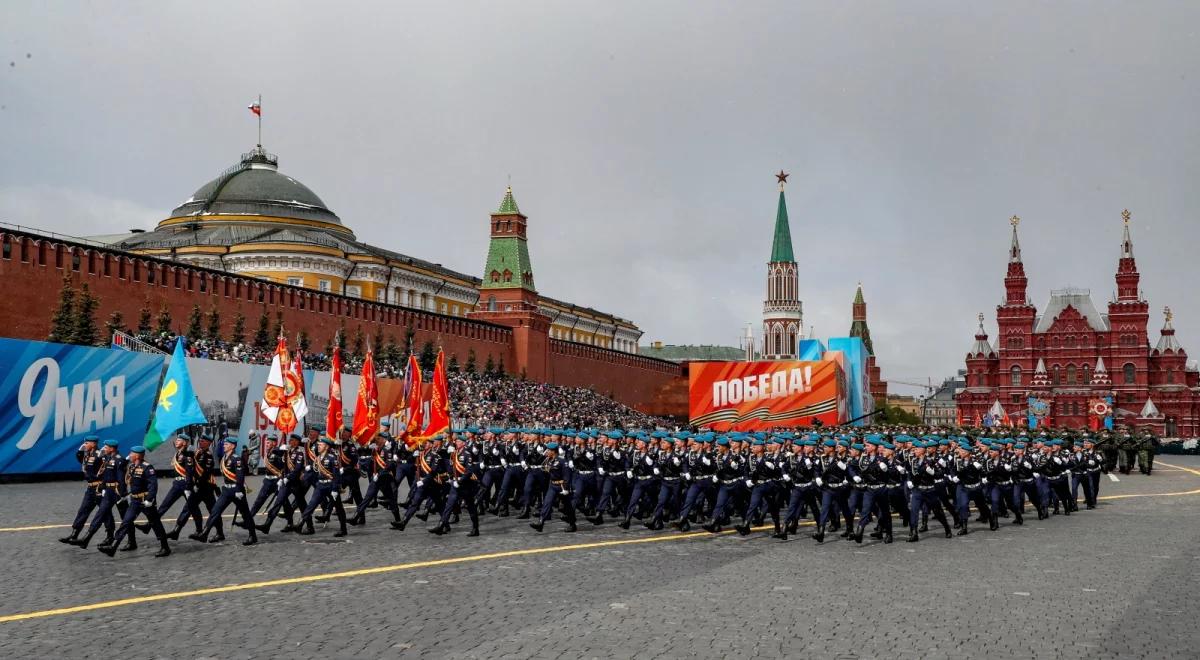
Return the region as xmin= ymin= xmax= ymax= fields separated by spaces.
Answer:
xmin=688 ymin=360 xmax=847 ymax=431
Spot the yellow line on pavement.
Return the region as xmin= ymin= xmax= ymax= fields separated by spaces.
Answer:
xmin=0 ymin=524 xmax=72 ymax=532
xmin=1096 ymin=461 xmax=1200 ymax=500
xmin=0 ymin=523 xmax=800 ymax=623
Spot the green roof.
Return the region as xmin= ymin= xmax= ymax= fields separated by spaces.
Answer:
xmin=637 ymin=344 xmax=745 ymax=363
xmin=481 ymin=236 xmax=535 ymax=291
xmin=770 ymin=189 xmax=795 ymax=263
xmin=853 ymin=283 xmax=865 ymax=305
xmin=496 ymin=187 xmax=521 ymax=215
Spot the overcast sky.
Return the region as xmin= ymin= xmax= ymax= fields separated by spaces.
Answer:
xmin=3 ymin=2 xmax=1199 ymax=393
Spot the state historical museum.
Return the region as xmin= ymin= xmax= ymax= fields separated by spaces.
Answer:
xmin=956 ymin=212 xmax=1198 ymax=437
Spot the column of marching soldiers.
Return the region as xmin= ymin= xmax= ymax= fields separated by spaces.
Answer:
xmin=58 ymin=422 xmax=1157 ymax=557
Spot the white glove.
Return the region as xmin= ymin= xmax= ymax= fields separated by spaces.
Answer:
xmin=710 ymin=475 xmax=718 ymax=483
xmin=521 ymin=461 xmax=529 ymax=469
xmin=671 ymin=457 xmax=681 ymax=466
xmin=653 ymin=467 xmax=661 ymax=475
xmin=373 ymin=474 xmax=380 ymax=483
xmin=416 ymin=479 xmax=425 ymax=488
xmin=878 ymin=462 xmax=889 ymax=470
xmin=836 ymin=461 xmax=847 ymax=469
xmin=906 ymin=480 xmax=914 ymax=489
xmin=625 ymin=470 xmax=633 ymax=479
xmin=852 ymin=475 xmax=863 ymax=484
xmin=981 ymin=477 xmax=989 ymax=485
xmin=701 ymin=457 xmax=711 ymax=466
xmin=744 ymin=479 xmax=754 ymax=488
xmin=184 ymin=489 xmax=192 ymax=498
xmin=145 ymin=500 xmax=156 ymax=508
xmin=683 ymin=472 xmax=692 ymax=480
xmin=949 ymin=475 xmax=960 ymax=483
xmin=305 ymin=465 xmax=313 ymax=472
xmin=451 ymin=480 xmax=458 ymax=489
xmin=568 ymin=460 xmax=575 ymax=469
xmin=613 ymin=451 xmax=621 ymax=459
xmin=585 ymin=451 xmax=593 ymax=459
xmin=815 ymin=477 xmax=824 ymax=487
xmin=561 ymin=489 xmax=570 ymax=496
xmin=972 ymin=462 xmax=982 ymax=470
xmin=897 ymin=466 xmax=907 ymax=474
xmin=782 ymin=474 xmax=792 ymax=482
xmin=925 ymin=466 xmax=935 ymax=476
xmin=235 ymin=492 xmax=244 ymax=500
xmin=1003 ymin=464 xmax=1012 ymax=471
xmin=764 ymin=461 xmax=775 ymax=470
xmin=500 ymin=459 xmax=508 ymax=467
xmin=598 ymin=468 xmax=606 ymax=475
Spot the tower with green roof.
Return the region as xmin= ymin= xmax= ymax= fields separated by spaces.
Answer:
xmin=762 ymin=172 xmax=802 ymax=359
xmin=469 ymin=185 xmax=551 ymax=380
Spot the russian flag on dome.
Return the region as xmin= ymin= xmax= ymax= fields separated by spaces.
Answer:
xmin=248 ymin=100 xmax=261 ymax=116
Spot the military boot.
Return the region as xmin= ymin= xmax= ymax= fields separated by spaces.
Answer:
xmin=58 ymin=528 xmax=81 ymax=545
xmin=906 ymin=529 xmax=919 ymax=543
xmin=811 ymin=523 xmax=826 ymax=543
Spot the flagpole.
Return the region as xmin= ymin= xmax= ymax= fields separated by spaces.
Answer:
xmin=257 ymin=94 xmax=262 ymax=147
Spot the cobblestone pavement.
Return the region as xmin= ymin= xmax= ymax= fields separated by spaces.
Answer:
xmin=1 ymin=458 xmax=1198 ymax=659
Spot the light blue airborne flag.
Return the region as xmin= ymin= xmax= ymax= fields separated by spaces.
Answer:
xmin=145 ymin=339 xmax=207 ymax=450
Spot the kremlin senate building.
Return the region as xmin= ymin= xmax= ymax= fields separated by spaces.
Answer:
xmin=956 ymin=214 xmax=1200 ymax=436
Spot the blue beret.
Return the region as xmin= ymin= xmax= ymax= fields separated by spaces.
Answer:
xmin=823 ymin=439 xmax=836 ymax=447
xmin=222 ymin=436 xmax=238 ymax=444
xmin=83 ymin=435 xmax=100 ymax=443
xmin=882 ymin=442 xmax=895 ymax=450
xmin=716 ymin=437 xmax=730 ymax=446
xmin=749 ymin=438 xmax=763 ymax=446
xmin=1014 ymin=442 xmax=1026 ymax=449
xmin=103 ymin=438 xmax=119 ymax=448
xmin=130 ymin=445 xmax=145 ymax=454
xmin=838 ymin=440 xmax=850 ymax=448
xmin=380 ymin=419 xmax=391 ymax=428
xmin=606 ymin=430 xmax=624 ymax=440
xmin=310 ymin=424 xmax=324 ymax=432
xmin=318 ymin=436 xmax=332 ymax=444
xmin=851 ymin=442 xmax=865 ymax=451
xmin=545 ymin=442 xmax=559 ymax=450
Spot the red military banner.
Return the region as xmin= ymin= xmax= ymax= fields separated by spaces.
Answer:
xmin=688 ymin=360 xmax=848 ymax=431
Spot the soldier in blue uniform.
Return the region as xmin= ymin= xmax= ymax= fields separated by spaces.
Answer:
xmin=237 ymin=434 xmax=288 ymax=534
xmin=258 ymin=434 xmax=307 ymax=535
xmin=950 ymin=441 xmax=991 ymax=535
xmin=645 ymin=436 xmax=684 ymax=530
xmin=393 ymin=436 xmax=448 ymax=531
xmin=984 ymin=443 xmax=1024 ymax=529
xmin=351 ymin=433 xmax=403 ymax=527
xmin=100 ymin=446 xmax=171 ymax=558
xmin=430 ymin=437 xmax=481 ymax=536
xmin=781 ymin=438 xmax=821 ymax=538
xmin=476 ymin=428 xmax=506 ymax=513
xmin=60 ymin=435 xmax=105 ymax=545
xmin=736 ymin=438 xmax=784 ymax=537
xmin=176 ymin=434 xmax=221 ymax=541
xmin=71 ymin=438 xmax=131 ymax=550
xmin=851 ymin=443 xmax=892 ymax=544
xmin=906 ymin=441 xmax=952 ymax=542
xmin=590 ymin=431 xmax=630 ymax=525
xmin=568 ymin=432 xmax=601 ymax=520
xmin=811 ymin=439 xmax=853 ymax=543
xmin=192 ymin=437 xmax=258 ymax=545
xmin=337 ymin=426 xmax=364 ymax=510
xmin=619 ymin=435 xmax=660 ymax=529
xmin=516 ymin=433 xmax=549 ymax=520
xmin=298 ymin=436 xmax=348 ymax=537
xmin=702 ymin=436 xmax=748 ymax=533
xmin=671 ymin=433 xmax=718 ymax=532
xmin=530 ymin=442 xmax=577 ymax=533
xmin=489 ymin=430 xmax=526 ymax=517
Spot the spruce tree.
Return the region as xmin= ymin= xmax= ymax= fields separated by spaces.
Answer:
xmin=230 ymin=310 xmax=246 ymax=345
xmin=465 ymin=349 xmax=477 ymax=375
xmin=373 ymin=326 xmax=385 ymax=358
xmin=419 ymin=341 xmax=437 ymax=372
xmin=72 ymin=283 xmax=99 ymax=346
xmin=483 ymin=354 xmax=495 ymax=377
xmin=104 ymin=310 xmax=125 ymax=340
xmin=47 ymin=275 xmax=76 ymax=343
xmin=253 ymin=310 xmax=271 ymax=350
xmin=136 ymin=299 xmax=153 ymax=336
xmin=448 ymin=354 xmax=460 ymax=373
xmin=337 ymin=319 xmax=348 ymax=351
xmin=496 ymin=356 xmax=506 ymax=377
xmin=186 ymin=304 xmax=204 ymax=342
xmin=383 ymin=334 xmax=400 ymax=367
xmin=206 ymin=305 xmax=222 ymax=341
xmin=298 ymin=329 xmax=311 ymax=353
xmin=351 ymin=326 xmax=365 ymax=358
xmin=155 ymin=303 xmax=173 ymax=337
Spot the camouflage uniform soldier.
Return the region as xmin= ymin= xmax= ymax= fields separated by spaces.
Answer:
xmin=1137 ymin=427 xmax=1158 ymax=475
xmin=1117 ymin=430 xmax=1138 ymax=475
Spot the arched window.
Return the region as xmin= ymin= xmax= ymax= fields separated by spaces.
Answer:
xmin=1066 ymin=364 xmax=1076 ymax=386
xmin=490 ymin=270 xmax=500 ymax=283
xmin=487 ymin=295 xmax=497 ymax=312
xmin=1052 ymin=364 xmax=1061 ymax=386
xmin=1010 ymin=365 xmax=1022 ymax=387
xmin=1167 ymin=369 xmax=1175 ymax=384
xmin=1082 ymin=364 xmax=1090 ymax=384
xmin=503 ymin=269 xmax=512 ymax=282
xmin=1123 ymin=363 xmax=1136 ymax=384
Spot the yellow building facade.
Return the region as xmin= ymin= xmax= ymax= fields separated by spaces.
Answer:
xmin=102 ymin=145 xmax=642 ymax=352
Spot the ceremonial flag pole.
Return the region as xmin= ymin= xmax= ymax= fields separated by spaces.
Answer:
xmin=403 ymin=353 xmax=424 ymax=448
xmin=327 ymin=341 xmax=344 ymax=438
xmin=352 ymin=342 xmax=380 ymax=445
xmin=423 ymin=348 xmax=451 ymax=441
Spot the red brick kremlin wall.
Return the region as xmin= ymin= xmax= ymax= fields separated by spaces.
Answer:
xmin=0 ymin=229 xmax=687 ymax=418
